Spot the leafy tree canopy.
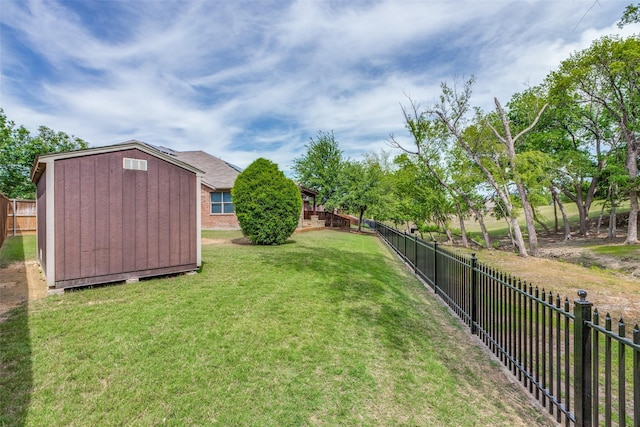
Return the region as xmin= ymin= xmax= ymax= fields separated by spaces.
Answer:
xmin=0 ymin=109 xmax=88 ymax=198
xmin=292 ymin=130 xmax=343 ymax=208
xmin=331 ymin=159 xmax=384 ymax=231
xmin=618 ymin=3 xmax=640 ymax=28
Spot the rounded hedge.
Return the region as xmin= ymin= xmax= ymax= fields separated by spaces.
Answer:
xmin=232 ymin=158 xmax=302 ymax=245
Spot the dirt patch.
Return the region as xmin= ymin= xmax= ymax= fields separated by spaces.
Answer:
xmin=201 ymin=238 xmax=231 ymax=245
xmin=536 ymin=235 xmax=640 ymax=277
xmin=231 ymin=237 xmax=252 ymax=245
xmin=0 ymin=260 xmax=47 ymax=321
xmin=471 ymin=234 xmax=640 ymax=325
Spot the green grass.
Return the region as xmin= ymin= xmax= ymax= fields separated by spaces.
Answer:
xmin=0 ymin=235 xmax=36 ymax=267
xmin=590 ymin=244 xmax=640 ymax=258
xmin=0 ymin=231 xmax=548 ymax=426
xmin=201 ymin=229 xmax=244 ymax=240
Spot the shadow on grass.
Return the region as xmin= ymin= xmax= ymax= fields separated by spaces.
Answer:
xmin=0 ymin=236 xmax=32 ymax=426
xmin=255 ymin=235 xmax=435 ymax=355
xmin=231 ymin=237 xmax=299 ymax=246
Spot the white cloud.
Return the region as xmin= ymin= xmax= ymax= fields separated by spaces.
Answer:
xmin=1 ymin=0 xmax=636 ymax=170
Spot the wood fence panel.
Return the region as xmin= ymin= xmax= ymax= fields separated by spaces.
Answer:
xmin=5 ymin=198 xmax=37 ymax=237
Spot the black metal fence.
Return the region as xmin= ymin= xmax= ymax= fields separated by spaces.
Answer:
xmin=375 ymin=222 xmax=639 ymax=427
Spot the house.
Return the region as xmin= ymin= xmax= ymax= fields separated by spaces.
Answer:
xmin=165 ymin=149 xmax=325 ymax=231
xmin=30 ymin=140 xmax=204 ymax=290
xmin=165 ymin=148 xmax=243 ymax=230
xmin=142 ymin=147 xmax=336 ymax=232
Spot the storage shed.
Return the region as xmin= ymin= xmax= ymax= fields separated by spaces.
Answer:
xmin=30 ymin=141 xmax=203 ymax=290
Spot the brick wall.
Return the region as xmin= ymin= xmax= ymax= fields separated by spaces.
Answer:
xmin=200 ymin=186 xmax=240 ymax=229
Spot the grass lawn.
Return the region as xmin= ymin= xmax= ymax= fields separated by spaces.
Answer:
xmin=590 ymin=244 xmax=640 ymax=259
xmin=1 ymin=231 xmax=550 ymax=426
xmin=0 ymin=234 xmax=36 ymax=268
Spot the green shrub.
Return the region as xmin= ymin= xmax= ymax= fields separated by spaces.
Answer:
xmin=232 ymin=158 xmax=302 ymax=245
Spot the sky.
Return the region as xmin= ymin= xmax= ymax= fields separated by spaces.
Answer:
xmin=1 ymin=0 xmax=638 ymax=172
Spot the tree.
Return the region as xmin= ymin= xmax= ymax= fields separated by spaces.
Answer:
xmin=618 ymin=3 xmax=640 ymax=27
xmin=485 ymin=97 xmax=548 ymax=255
xmin=428 ymin=78 xmax=532 ymax=256
xmin=389 ymin=98 xmax=492 ymax=248
xmin=391 ymin=153 xmax=454 ymax=241
xmin=549 ymin=35 xmax=640 ymax=244
xmin=292 ymin=130 xmax=343 ymax=209
xmin=232 ymin=158 xmax=301 ymax=245
xmin=331 ymin=159 xmax=383 ymax=232
xmin=538 ymin=70 xmax=620 ymax=237
xmin=361 ymin=150 xmax=397 ymax=223
xmin=0 ymin=109 xmax=88 ymax=198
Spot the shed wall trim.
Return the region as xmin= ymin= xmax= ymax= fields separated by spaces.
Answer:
xmin=196 ymin=175 xmax=202 ymax=266
xmin=45 ymin=159 xmax=55 ymax=287
xmin=54 ymin=263 xmax=198 ymax=289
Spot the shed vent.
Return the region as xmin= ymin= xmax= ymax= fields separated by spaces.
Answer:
xmin=123 ymin=158 xmax=147 ymax=171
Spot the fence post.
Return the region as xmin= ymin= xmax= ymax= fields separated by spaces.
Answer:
xmin=574 ymin=290 xmax=593 ymax=427
xmin=471 ymin=253 xmax=478 ymax=335
xmin=403 ymin=231 xmax=407 ymax=262
xmin=433 ymin=241 xmax=439 ymax=294
xmin=414 ymin=233 xmax=418 ymax=272
xmin=634 ymin=324 xmax=639 ymax=425
xmin=12 ymin=198 xmax=16 ymax=236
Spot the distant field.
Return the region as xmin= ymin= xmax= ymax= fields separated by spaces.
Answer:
xmin=463 ymin=200 xmax=629 ymax=239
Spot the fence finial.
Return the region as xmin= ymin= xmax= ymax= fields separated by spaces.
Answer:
xmin=577 ymin=289 xmax=588 ymax=301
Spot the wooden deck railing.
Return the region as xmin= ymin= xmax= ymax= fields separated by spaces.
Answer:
xmin=303 ymin=211 xmax=351 ymax=228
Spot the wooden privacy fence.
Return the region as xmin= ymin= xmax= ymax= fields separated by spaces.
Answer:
xmin=4 ymin=198 xmax=36 ymax=238
xmin=0 ymin=194 xmax=8 ymax=249
xmin=375 ymin=222 xmax=639 ymax=427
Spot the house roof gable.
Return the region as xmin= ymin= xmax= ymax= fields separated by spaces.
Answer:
xmin=168 ymin=150 xmax=241 ymax=190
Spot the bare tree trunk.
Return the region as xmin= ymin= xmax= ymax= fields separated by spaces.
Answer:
xmin=578 ymin=203 xmax=590 ymax=236
xmin=505 ymin=220 xmax=514 ymax=248
xmin=625 ymin=143 xmax=639 ymax=244
xmin=562 ymin=176 xmax=599 ymax=236
xmin=488 ymin=98 xmax=547 ymax=256
xmin=441 ymin=220 xmax=453 ymax=244
xmin=551 ymin=186 xmax=571 ymax=241
xmin=358 ymin=209 xmax=365 ymax=232
xmin=470 ymin=206 xmax=492 ymax=249
xmin=596 ymin=199 xmax=606 ymax=235
xmin=553 ymin=194 xmax=559 ymax=233
xmin=532 ymin=208 xmax=550 ymax=235
xmin=510 ymin=217 xmax=527 ymax=255
xmin=559 ymin=203 xmax=572 ymax=241
xmin=518 ymin=183 xmax=539 ymax=254
xmin=608 ymin=199 xmax=617 ymax=239
xmin=456 ymin=203 xmax=469 ymax=248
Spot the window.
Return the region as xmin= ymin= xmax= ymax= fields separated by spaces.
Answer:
xmin=211 ymin=191 xmax=234 ymax=214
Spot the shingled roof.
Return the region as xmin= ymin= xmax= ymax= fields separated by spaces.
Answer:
xmin=163 ymin=149 xmax=242 ymax=190
xmin=106 ymin=141 xmax=241 ymax=190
